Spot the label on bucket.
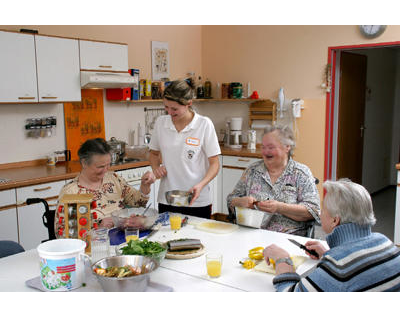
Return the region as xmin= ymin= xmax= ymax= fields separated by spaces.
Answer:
xmin=40 ymin=257 xmax=76 ymax=290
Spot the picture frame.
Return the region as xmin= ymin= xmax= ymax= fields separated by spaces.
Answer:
xmin=151 ymin=41 xmax=169 ymax=81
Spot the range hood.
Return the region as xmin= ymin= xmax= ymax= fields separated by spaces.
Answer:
xmin=80 ymin=71 xmax=138 ymax=89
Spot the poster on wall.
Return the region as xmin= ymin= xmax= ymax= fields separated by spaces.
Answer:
xmin=151 ymin=41 xmax=169 ymax=81
xmin=63 ymin=89 xmax=105 ymax=161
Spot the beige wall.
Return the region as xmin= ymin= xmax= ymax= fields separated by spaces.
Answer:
xmin=2 ymin=25 xmax=400 ymax=188
xmin=202 ymin=25 xmax=400 ymax=191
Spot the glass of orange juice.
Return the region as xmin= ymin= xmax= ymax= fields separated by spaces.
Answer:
xmin=125 ymin=228 xmax=139 ymax=242
xmin=206 ymin=253 xmax=222 ymax=278
xmin=169 ymin=214 xmax=182 ymax=230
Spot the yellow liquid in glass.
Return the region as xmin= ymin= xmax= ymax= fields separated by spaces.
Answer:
xmin=125 ymin=235 xmax=139 ymax=242
xmin=207 ymin=260 xmax=222 ymax=277
xmin=170 ymin=216 xmax=182 ymax=230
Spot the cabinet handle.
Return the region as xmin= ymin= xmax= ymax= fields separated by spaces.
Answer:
xmin=41 ymin=96 xmax=58 ymax=99
xmin=238 ymin=158 xmax=251 ymax=162
xmin=18 ymin=97 xmax=36 ymax=100
xmin=99 ymin=65 xmax=112 ymax=68
xmin=33 ymin=186 xmax=51 ymax=192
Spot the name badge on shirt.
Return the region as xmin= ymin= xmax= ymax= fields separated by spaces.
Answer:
xmin=185 ymin=137 xmax=200 ymax=146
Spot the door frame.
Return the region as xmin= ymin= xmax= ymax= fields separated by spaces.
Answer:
xmin=324 ymin=40 xmax=400 ymax=182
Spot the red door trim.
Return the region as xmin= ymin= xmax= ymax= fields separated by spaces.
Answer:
xmin=324 ymin=41 xmax=400 ymax=183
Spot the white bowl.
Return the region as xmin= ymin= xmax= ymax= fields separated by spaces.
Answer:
xmin=235 ymin=207 xmax=269 ymax=228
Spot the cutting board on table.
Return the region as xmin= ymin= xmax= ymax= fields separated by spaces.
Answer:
xmin=195 ymin=220 xmax=239 ymax=234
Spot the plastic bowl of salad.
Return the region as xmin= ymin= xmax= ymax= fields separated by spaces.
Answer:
xmin=116 ymin=239 xmax=167 ymax=264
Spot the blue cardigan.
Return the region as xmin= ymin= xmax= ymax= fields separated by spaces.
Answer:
xmin=273 ymin=223 xmax=400 ymax=291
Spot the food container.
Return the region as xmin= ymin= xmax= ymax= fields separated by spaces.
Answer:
xmin=92 ymin=255 xmax=159 ymax=292
xmin=115 ymin=242 xmax=167 ymax=264
xmin=235 ymin=207 xmax=269 ymax=228
xmin=111 ymin=207 xmax=158 ymax=230
xmin=165 ymin=190 xmax=193 ymax=206
xmin=37 ymin=239 xmax=89 ymax=291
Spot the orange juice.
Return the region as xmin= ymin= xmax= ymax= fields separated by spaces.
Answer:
xmin=125 ymin=235 xmax=138 ymax=242
xmin=207 ymin=260 xmax=222 ymax=277
xmin=170 ymin=215 xmax=182 ymax=230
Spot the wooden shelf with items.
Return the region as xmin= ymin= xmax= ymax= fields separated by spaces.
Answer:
xmin=116 ymin=98 xmax=266 ymax=103
xmin=248 ymin=99 xmax=276 ymax=127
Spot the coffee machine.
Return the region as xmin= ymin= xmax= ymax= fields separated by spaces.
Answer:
xmin=228 ymin=117 xmax=243 ymax=149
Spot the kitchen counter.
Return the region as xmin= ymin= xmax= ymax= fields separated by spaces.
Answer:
xmin=0 ymin=160 xmax=150 ymax=191
xmin=219 ymin=144 xmax=262 ymax=158
xmin=0 ymin=146 xmax=261 ymax=191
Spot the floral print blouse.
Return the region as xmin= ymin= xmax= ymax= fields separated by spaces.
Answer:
xmin=55 ymin=172 xmax=149 ymax=231
xmin=227 ymin=159 xmax=320 ymax=236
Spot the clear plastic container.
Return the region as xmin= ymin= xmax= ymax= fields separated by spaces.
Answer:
xmin=90 ymin=228 xmax=110 ymax=264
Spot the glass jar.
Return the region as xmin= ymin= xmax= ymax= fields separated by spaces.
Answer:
xmin=221 ymin=83 xmax=230 ymax=99
xmin=231 ymin=82 xmax=243 ymax=99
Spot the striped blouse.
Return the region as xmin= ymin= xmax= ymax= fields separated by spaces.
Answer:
xmin=273 ymin=223 xmax=400 ymax=292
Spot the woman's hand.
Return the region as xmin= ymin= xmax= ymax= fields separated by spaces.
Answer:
xmin=153 ymin=165 xmax=167 ymax=179
xmin=99 ymin=217 xmax=114 ymax=229
xmin=140 ymin=171 xmax=156 ymax=196
xmin=304 ymin=240 xmax=328 ymax=259
xmin=263 ymin=244 xmax=290 ymax=264
xmin=188 ymin=183 xmax=205 ymax=205
xmin=256 ymin=200 xmax=284 ymax=214
xmin=232 ymin=196 xmax=258 ymax=209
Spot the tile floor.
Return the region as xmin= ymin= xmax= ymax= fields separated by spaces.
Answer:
xmin=314 ymin=186 xmax=396 ymax=241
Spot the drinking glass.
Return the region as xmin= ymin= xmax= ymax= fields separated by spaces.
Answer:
xmin=206 ymin=253 xmax=223 ymax=278
xmin=169 ymin=214 xmax=182 ymax=230
xmin=125 ymin=228 xmax=139 ymax=242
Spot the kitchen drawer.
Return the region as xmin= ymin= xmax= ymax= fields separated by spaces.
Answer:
xmin=16 ymin=180 xmax=65 ymax=205
xmin=0 ymin=189 xmax=16 ymax=207
xmin=222 ymin=155 xmax=260 ymax=169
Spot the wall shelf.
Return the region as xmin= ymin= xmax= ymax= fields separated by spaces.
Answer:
xmin=115 ymin=98 xmax=265 ymax=104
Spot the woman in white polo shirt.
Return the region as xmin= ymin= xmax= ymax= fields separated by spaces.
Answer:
xmin=149 ymin=80 xmax=221 ymax=219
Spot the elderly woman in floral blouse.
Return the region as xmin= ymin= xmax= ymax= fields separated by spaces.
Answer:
xmin=55 ymin=138 xmax=156 ymax=232
xmin=227 ymin=124 xmax=320 ymax=236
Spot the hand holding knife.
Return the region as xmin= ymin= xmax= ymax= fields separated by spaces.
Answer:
xmin=288 ymin=238 xmax=319 ymax=259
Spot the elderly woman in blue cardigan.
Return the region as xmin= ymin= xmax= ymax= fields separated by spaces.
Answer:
xmin=264 ymin=178 xmax=400 ymax=292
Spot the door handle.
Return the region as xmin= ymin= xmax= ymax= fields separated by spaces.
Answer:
xmin=33 ymin=186 xmax=51 ymax=192
xmin=99 ymin=65 xmax=112 ymax=68
xmin=238 ymin=158 xmax=251 ymax=162
xmin=360 ymin=125 xmax=366 ymax=138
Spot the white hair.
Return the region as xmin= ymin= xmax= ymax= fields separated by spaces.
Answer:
xmin=323 ymin=179 xmax=376 ymax=226
xmin=263 ymin=124 xmax=296 ymax=157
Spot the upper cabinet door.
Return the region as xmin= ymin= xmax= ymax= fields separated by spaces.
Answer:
xmin=35 ymin=35 xmax=81 ymax=102
xmin=0 ymin=31 xmax=38 ymax=103
xmin=79 ymin=40 xmax=128 ymax=72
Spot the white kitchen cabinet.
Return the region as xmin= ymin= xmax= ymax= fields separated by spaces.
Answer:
xmin=35 ymin=35 xmax=81 ymax=102
xmin=79 ymin=40 xmax=128 ymax=72
xmin=0 ymin=31 xmax=38 ymax=103
xmin=16 ymin=180 xmax=65 ymax=250
xmin=0 ymin=189 xmax=18 ymax=242
xmin=221 ymin=156 xmax=261 ymax=214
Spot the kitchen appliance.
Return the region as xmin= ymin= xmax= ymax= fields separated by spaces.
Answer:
xmin=229 ymin=117 xmax=243 ymax=149
xmin=247 ymin=130 xmax=256 ymax=150
xmin=107 ymin=137 xmax=126 ymax=163
xmin=80 ymin=71 xmax=138 ymax=89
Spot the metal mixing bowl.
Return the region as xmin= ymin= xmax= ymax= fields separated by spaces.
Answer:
xmin=111 ymin=207 xmax=158 ymax=230
xmin=92 ymin=255 xmax=159 ymax=292
xmin=165 ymin=190 xmax=193 ymax=206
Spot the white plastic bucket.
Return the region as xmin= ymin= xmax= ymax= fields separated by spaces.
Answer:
xmin=37 ymin=239 xmax=88 ymax=291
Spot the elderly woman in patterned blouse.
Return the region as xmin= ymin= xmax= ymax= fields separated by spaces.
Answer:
xmin=55 ymin=138 xmax=156 ymax=232
xmin=227 ymin=124 xmax=320 ymax=236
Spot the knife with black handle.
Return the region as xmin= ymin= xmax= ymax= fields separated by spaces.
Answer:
xmin=288 ymin=238 xmax=319 ymax=258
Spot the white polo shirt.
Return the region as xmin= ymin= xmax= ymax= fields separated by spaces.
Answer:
xmin=149 ymin=112 xmax=221 ymax=207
